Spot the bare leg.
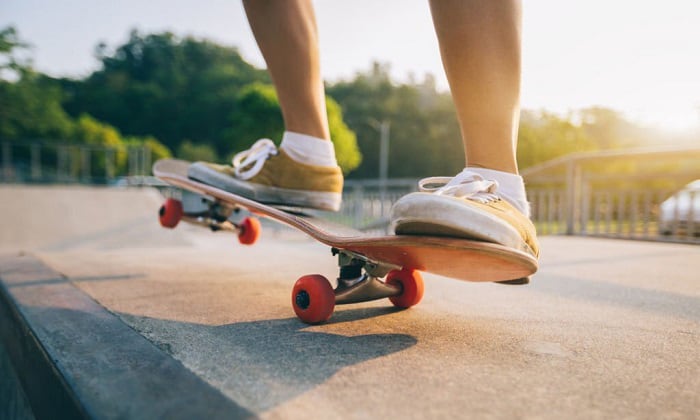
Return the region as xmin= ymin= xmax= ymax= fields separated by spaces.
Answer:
xmin=393 ymin=1 xmax=537 ymax=256
xmin=243 ymin=0 xmax=330 ymax=140
xmin=429 ymin=0 xmax=522 ymax=174
xmin=188 ymin=0 xmax=340 ymax=211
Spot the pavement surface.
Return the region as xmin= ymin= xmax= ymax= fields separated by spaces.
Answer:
xmin=1 ymin=185 xmax=699 ymax=419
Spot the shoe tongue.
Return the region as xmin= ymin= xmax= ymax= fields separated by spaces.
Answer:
xmin=439 ymin=169 xmax=500 ymax=198
xmin=446 ymin=169 xmax=488 ymax=188
xmin=417 ymin=170 xmax=499 ymax=196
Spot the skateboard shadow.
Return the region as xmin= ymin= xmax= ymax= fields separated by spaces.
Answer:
xmin=118 ymin=311 xmax=418 ymax=413
xmin=326 ymin=305 xmax=405 ymax=324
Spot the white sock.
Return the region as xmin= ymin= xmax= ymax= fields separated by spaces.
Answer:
xmin=279 ymin=131 xmax=337 ymax=167
xmin=467 ymin=167 xmax=531 ymax=218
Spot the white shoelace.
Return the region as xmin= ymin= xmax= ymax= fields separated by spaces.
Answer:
xmin=418 ymin=170 xmax=501 ymax=204
xmin=231 ymin=139 xmax=278 ymax=180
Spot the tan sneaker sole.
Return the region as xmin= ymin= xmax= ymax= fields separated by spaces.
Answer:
xmin=188 ymin=162 xmax=342 ymax=211
xmin=392 ymin=192 xmax=535 ymax=256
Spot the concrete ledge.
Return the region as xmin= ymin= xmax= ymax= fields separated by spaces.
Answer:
xmin=0 ymin=253 xmax=252 ymax=420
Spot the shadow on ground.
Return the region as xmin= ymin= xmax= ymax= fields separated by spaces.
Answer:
xmin=118 ymin=310 xmax=417 ymax=413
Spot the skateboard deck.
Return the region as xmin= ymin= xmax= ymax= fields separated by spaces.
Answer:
xmin=153 ymin=158 xmax=538 ymax=323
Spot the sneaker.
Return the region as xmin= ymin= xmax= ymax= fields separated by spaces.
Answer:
xmin=391 ymin=170 xmax=539 ymax=258
xmin=188 ymin=139 xmax=343 ymax=211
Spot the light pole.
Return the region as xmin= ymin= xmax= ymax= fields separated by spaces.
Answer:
xmin=369 ymin=119 xmax=391 ymax=220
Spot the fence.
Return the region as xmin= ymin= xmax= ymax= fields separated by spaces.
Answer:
xmin=527 ymin=183 xmax=699 ymax=241
xmin=2 ymin=140 xmax=699 ymax=244
xmin=1 ymin=141 xmax=152 ymax=185
xmin=333 ymin=147 xmax=700 ymax=245
xmin=523 ymin=147 xmax=700 ymax=244
xmin=330 ymin=179 xmax=418 ymax=233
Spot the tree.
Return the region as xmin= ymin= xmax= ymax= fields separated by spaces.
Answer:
xmin=577 ymin=107 xmax=636 ymax=149
xmin=72 ymin=114 xmax=122 ymax=147
xmin=326 ymin=97 xmax=361 ymax=175
xmin=224 ymin=82 xmax=284 ymax=156
xmin=327 ymin=62 xmax=463 ymax=179
xmin=517 ymin=110 xmax=595 ymax=169
xmin=72 ymin=114 xmax=172 ymax=175
xmin=0 ymin=74 xmax=75 ymax=140
xmin=177 ymin=140 xmax=218 ymax=162
xmin=225 ymin=82 xmax=361 ymax=174
xmin=0 ymin=26 xmax=74 ymax=140
xmin=0 ymin=27 xmax=172 ymax=180
xmin=62 ymin=30 xmax=269 ymax=153
xmin=0 ymin=26 xmax=29 ymax=76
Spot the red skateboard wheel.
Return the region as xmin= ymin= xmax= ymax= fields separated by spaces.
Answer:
xmin=159 ymin=198 xmax=183 ymax=228
xmin=238 ymin=217 xmax=261 ymax=245
xmin=292 ymin=274 xmax=335 ymax=324
xmin=386 ymin=268 xmax=424 ymax=308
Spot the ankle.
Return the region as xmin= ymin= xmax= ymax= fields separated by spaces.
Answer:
xmin=279 ymin=131 xmax=338 ymax=168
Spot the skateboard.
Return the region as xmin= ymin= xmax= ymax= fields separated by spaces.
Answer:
xmin=153 ymin=159 xmax=538 ymax=324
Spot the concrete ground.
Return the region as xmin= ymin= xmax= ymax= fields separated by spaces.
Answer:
xmin=1 ymin=185 xmax=699 ymax=419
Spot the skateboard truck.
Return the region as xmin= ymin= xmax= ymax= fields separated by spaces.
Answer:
xmin=181 ymin=204 xmax=235 ymax=232
xmin=332 ymin=248 xmax=402 ymax=305
xmin=159 ymin=192 xmax=261 ymax=245
xmin=291 ymin=248 xmax=424 ymax=324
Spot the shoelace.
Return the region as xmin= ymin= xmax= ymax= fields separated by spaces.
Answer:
xmin=418 ymin=170 xmax=501 ymax=204
xmin=231 ymin=138 xmax=278 ymax=180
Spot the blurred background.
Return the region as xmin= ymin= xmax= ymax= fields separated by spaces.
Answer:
xmin=1 ymin=0 xmax=699 ymax=242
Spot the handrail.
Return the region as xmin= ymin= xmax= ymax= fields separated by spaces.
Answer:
xmin=520 ymin=145 xmax=700 ymax=236
xmin=521 ymin=146 xmax=700 ymax=179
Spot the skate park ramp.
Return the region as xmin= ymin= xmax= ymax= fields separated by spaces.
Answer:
xmin=1 ymin=184 xmax=699 ymax=419
xmin=0 ymin=185 xmax=194 ymax=252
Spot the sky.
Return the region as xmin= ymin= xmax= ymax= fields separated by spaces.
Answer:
xmin=2 ymin=0 xmax=700 ymax=133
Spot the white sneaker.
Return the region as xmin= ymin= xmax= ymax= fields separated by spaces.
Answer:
xmin=391 ymin=170 xmax=539 ymax=257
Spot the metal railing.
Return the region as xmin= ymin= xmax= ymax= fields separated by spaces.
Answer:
xmin=328 ymin=179 xmax=418 ymax=234
xmin=523 ymin=146 xmax=700 ymax=244
xmin=527 ymin=184 xmax=699 ymax=243
xmin=332 ymin=147 xmax=700 ymax=245
xmin=3 ymin=140 xmax=698 ymax=244
xmin=0 ymin=141 xmax=152 ymax=185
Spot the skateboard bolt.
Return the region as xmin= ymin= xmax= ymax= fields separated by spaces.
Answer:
xmin=295 ymin=291 xmax=311 ymax=310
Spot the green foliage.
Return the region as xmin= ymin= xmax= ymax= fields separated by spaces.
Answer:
xmin=3 ymin=26 xmax=684 ymax=185
xmin=0 ymin=27 xmax=73 ymax=140
xmin=327 ymin=62 xmax=463 ymax=179
xmin=576 ymin=107 xmax=645 ymax=149
xmin=0 ymin=26 xmax=29 ymax=75
xmin=517 ymin=110 xmax=595 ymax=169
xmin=326 ymin=63 xmax=394 ymax=178
xmin=176 ymin=140 xmax=217 ymax=162
xmin=225 ymin=82 xmax=362 ymax=173
xmin=0 ymin=27 xmax=174 ymax=178
xmin=0 ymin=27 xmax=21 ymax=55
xmin=224 ymin=82 xmax=284 ymax=156
xmin=326 ymin=97 xmax=361 ymax=174
xmin=0 ymin=74 xmax=75 ymax=140
xmin=72 ymin=114 xmax=122 ymax=147
xmin=72 ymin=114 xmax=174 ymax=175
xmin=137 ymin=136 xmax=172 ymax=162
xmin=62 ymin=30 xmax=268 ymax=153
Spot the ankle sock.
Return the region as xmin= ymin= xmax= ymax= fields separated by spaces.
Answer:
xmin=467 ymin=167 xmax=531 ymax=218
xmin=279 ymin=131 xmax=337 ymax=168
